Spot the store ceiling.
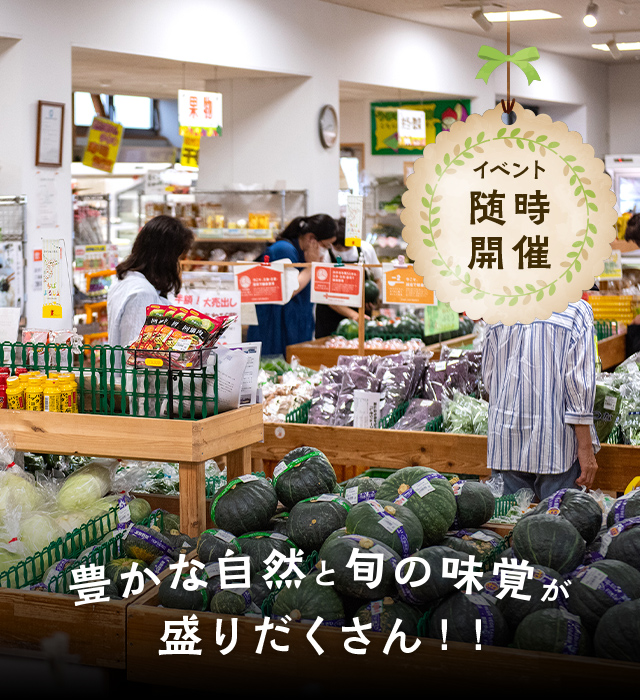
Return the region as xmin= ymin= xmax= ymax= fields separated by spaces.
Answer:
xmin=322 ymin=0 xmax=640 ymax=63
xmin=339 ymin=81 xmax=467 ymax=101
xmin=72 ymin=48 xmax=291 ymax=99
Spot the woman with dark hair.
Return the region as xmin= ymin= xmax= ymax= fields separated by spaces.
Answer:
xmin=107 ymin=215 xmax=194 ymax=348
xmin=247 ymin=214 xmax=337 ymax=356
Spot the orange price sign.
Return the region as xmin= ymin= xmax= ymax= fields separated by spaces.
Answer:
xmin=382 ymin=264 xmax=436 ymax=306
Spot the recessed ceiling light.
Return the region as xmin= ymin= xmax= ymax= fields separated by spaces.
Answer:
xmin=583 ymin=3 xmax=598 ymax=28
xmin=483 ymin=10 xmax=562 ymax=22
xmin=593 ymin=41 xmax=640 ymax=51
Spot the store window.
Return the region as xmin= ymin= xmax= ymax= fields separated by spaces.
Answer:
xmin=73 ymin=92 xmax=157 ymax=134
xmin=73 ymin=92 xmax=107 ymax=127
xmin=112 ymin=95 xmax=153 ymax=130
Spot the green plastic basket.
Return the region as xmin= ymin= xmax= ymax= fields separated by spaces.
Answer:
xmin=606 ymin=423 xmax=624 ymax=445
xmin=425 ymin=414 xmax=444 ymax=433
xmin=378 ymin=401 xmax=410 ymax=429
xmin=595 ymin=320 xmax=619 ymax=341
xmin=0 ymin=341 xmax=218 ymax=420
xmin=481 ymin=531 xmax=513 ymax=572
xmin=493 ymin=494 xmax=518 ymax=518
xmin=285 ymin=400 xmax=311 ymax=424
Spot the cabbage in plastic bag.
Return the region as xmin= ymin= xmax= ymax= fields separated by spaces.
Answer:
xmin=56 ymin=463 xmax=112 ymax=512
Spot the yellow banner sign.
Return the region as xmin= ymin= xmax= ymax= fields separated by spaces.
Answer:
xmin=180 ymin=132 xmax=201 ymax=168
xmin=82 ymin=117 xmax=123 ymax=173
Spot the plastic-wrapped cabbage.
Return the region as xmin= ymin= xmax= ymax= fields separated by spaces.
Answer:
xmin=443 ymin=391 xmax=489 ymax=435
xmin=20 ymin=513 xmax=65 ymax=556
xmin=56 ymin=463 xmax=112 ymax=512
xmin=593 ymin=383 xmax=622 ymax=443
xmin=0 ymin=469 xmax=44 ymax=522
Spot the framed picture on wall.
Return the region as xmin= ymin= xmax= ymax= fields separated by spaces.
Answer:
xmin=36 ymin=100 xmax=65 ymax=168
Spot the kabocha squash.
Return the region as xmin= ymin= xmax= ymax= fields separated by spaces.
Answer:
xmin=340 ymin=476 xmax=381 ymax=505
xmin=319 ymin=534 xmax=398 ymax=600
xmin=345 ymin=499 xmax=423 ymax=557
xmin=272 ymin=447 xmax=337 ymax=510
xmin=514 ymin=608 xmax=590 ymax=655
xmin=196 ymin=529 xmax=241 ymax=563
xmin=105 ymin=558 xmax=148 ymax=595
xmin=237 ymin=532 xmax=298 ymax=577
xmin=287 ymin=495 xmax=351 ymax=554
xmin=269 ymin=513 xmax=290 ymax=535
xmin=531 ymin=489 xmax=602 ymax=545
xmin=273 ymin=571 xmax=345 ymax=625
xmin=607 ymin=491 xmax=640 ymax=527
xmin=395 ymin=546 xmax=469 ymax=606
xmin=602 ymin=518 xmax=640 ymax=571
xmin=123 ymin=525 xmax=174 ymax=563
xmin=441 ymin=529 xmax=502 ymax=558
xmin=211 ymin=475 xmax=278 ymax=536
xmin=594 ymin=599 xmax=640 ymax=662
xmin=356 ymin=597 xmax=421 ymax=636
xmin=482 ymin=564 xmax=562 ymax=630
xmin=567 ymin=559 xmax=640 ymax=633
xmin=427 ymin=591 xmax=510 ymax=647
xmin=512 ymin=513 xmax=585 ymax=574
xmin=158 ymin=571 xmax=210 ymax=611
xmin=452 ymin=481 xmax=495 ymax=529
xmin=149 ymin=555 xmax=173 ymax=576
xmin=376 ymin=466 xmax=456 ymax=545
xmin=210 ymin=588 xmax=252 ymax=615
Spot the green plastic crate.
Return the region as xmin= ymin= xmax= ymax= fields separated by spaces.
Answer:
xmin=378 ymin=401 xmax=410 ymax=429
xmin=595 ymin=320 xmax=618 ymax=341
xmin=493 ymin=494 xmax=518 ymax=518
xmin=425 ymin=414 xmax=444 ymax=433
xmin=1 ymin=341 xmax=218 ymax=420
xmin=285 ymin=400 xmax=311 ymax=424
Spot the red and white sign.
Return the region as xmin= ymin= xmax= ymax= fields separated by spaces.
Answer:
xmin=178 ymin=89 xmax=223 ymax=131
xmin=235 ymin=264 xmax=285 ymax=305
xmin=311 ymin=263 xmax=363 ymax=307
xmin=171 ymin=289 xmax=242 ymax=344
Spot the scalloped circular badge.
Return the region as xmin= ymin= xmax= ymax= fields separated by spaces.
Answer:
xmin=402 ymin=103 xmax=617 ymax=324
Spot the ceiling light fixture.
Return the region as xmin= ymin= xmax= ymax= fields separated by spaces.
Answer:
xmin=472 ymin=8 xmax=492 ymax=32
xmin=607 ymin=39 xmax=622 ymax=59
xmin=593 ymin=41 xmax=640 ymax=52
xmin=583 ymin=3 xmax=598 ymax=28
xmin=483 ymin=10 xmax=562 ymax=22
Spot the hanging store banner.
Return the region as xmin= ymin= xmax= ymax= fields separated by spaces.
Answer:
xmin=345 ymin=195 xmax=363 ymax=247
xmin=178 ymin=90 xmax=222 ymax=134
xmin=82 ymin=117 xmax=123 ymax=173
xmin=235 ymin=263 xmax=285 ymax=305
xmin=311 ymin=263 xmax=363 ymax=307
xmin=180 ymin=131 xmax=201 ymax=168
xmin=382 ymin=263 xmax=436 ymax=306
xmin=371 ymin=100 xmax=470 ymax=155
xmin=397 ymin=108 xmax=426 ymax=149
xmin=402 ymin=103 xmax=618 ymax=325
xmin=42 ymin=238 xmax=63 ymax=318
xmin=424 ymin=299 xmax=460 ymax=336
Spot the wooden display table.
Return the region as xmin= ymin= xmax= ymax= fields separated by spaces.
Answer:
xmin=2 ymin=404 xmax=263 ymax=536
xmin=599 ymin=330 xmax=627 ymax=370
xmin=127 ymin=586 xmax=638 ymax=690
xmin=254 ymin=422 xmax=640 ymax=493
xmin=286 ymin=333 xmax=477 ymax=370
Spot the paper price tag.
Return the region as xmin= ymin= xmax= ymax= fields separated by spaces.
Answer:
xmin=580 ymin=567 xmax=608 ymax=590
xmin=371 ymin=544 xmax=394 ymax=561
xmin=315 ymin=494 xmax=339 ymax=502
xmin=468 ymin=593 xmax=491 ymax=607
xmin=413 ymin=478 xmax=435 ymax=497
xmin=604 ymin=396 xmax=618 ymax=411
xmin=238 ymin=474 xmax=259 ymax=483
xmin=378 ymin=516 xmax=402 ymax=533
xmin=270 ymin=532 xmax=288 ymax=541
xmin=345 ymin=487 xmax=358 ymax=505
xmin=214 ymin=530 xmax=236 ymax=543
xmin=205 ymin=562 xmax=221 ymax=577
xmin=273 ymin=462 xmax=287 ymax=479
xmin=449 ymin=348 xmax=463 ymax=358
xmin=117 ymin=503 xmax=132 ymax=524
xmin=367 ymin=501 xmax=385 ymax=514
xmin=472 ymin=531 xmax=497 ymax=543
xmin=435 ymin=361 xmax=447 ymax=372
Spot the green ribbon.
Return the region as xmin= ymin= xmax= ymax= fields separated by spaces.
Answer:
xmin=475 ymin=45 xmax=541 ymax=86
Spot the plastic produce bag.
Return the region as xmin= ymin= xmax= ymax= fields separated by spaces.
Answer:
xmin=593 ymin=383 xmax=622 ymax=443
xmin=333 ymin=363 xmax=380 ymax=427
xmin=56 ymin=462 xmax=113 ymax=512
xmin=442 ymin=391 xmax=489 ymax=435
xmin=422 ymin=360 xmax=447 ymax=402
xmin=376 ymin=352 xmax=416 ymax=419
xmin=392 ymin=399 xmax=441 ymax=431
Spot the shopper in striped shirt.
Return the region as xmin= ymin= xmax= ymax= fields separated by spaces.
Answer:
xmin=482 ymin=299 xmax=599 ymax=500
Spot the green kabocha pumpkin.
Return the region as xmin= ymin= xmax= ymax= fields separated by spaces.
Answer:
xmin=287 ymin=495 xmax=351 ymax=554
xmin=594 ymin=599 xmax=640 ymax=662
xmin=440 ymin=528 xmax=502 ymax=558
xmin=272 ymin=571 xmax=345 ymax=625
xmin=211 ymin=475 xmax=278 ymax=536
xmin=210 ymin=587 xmax=252 ymax=615
xmin=336 ymin=318 xmax=359 ymax=340
xmin=603 ymin=519 xmax=640 ymax=571
xmin=514 ymin=608 xmax=590 ymax=655
xmin=105 ymin=558 xmax=147 ymax=595
xmin=512 ymin=513 xmax=585 ymax=574
xmin=452 ymin=480 xmax=495 ymax=529
xmin=531 ymin=488 xmax=602 ymax=545
xmin=395 ymin=546 xmax=469 ymax=606
xmin=196 ymin=529 xmax=241 ymax=563
xmin=237 ymin=531 xmax=298 ymax=577
xmin=607 ymin=491 xmax=640 ymax=528
xmin=567 ymin=559 xmax=640 ymax=633
xmin=357 ymin=596 xmax=420 ymax=636
xmin=345 ymin=499 xmax=423 ymax=557
xmin=318 ymin=533 xmax=398 ymax=600
xmin=340 ymin=476 xmax=381 ymax=505
xmin=427 ymin=591 xmax=509 ymax=647
xmin=269 ymin=513 xmax=290 ymax=535
xmin=376 ymin=466 xmax=456 ymax=545
xmin=482 ymin=564 xmax=562 ymax=630
xmin=364 ymin=279 xmax=380 ymax=305
xmin=158 ymin=571 xmax=210 ymax=611
xmin=123 ymin=525 xmax=174 ymax=563
xmin=273 ymin=447 xmax=337 ymax=510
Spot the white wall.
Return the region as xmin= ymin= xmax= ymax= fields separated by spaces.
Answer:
xmin=609 ymin=63 xmax=640 ymax=155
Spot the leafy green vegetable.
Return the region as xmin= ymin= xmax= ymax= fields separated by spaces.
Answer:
xmin=443 ymin=391 xmax=489 ymax=435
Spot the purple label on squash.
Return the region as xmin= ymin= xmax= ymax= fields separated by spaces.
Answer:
xmin=358 ymin=491 xmax=377 ymax=503
xmin=562 ymin=613 xmax=582 ymax=655
xmin=468 ymin=594 xmax=495 ymax=646
xmin=546 ymin=489 xmax=568 ymax=516
xmin=127 ymin=526 xmax=172 ymax=554
xmin=397 ymin=581 xmax=423 ymax=606
xmin=599 ymin=516 xmax=640 ymax=557
xmin=151 ymin=555 xmax=172 ymax=575
xmin=483 ymin=574 xmax=501 ymax=597
xmin=614 ymin=498 xmax=629 ymax=523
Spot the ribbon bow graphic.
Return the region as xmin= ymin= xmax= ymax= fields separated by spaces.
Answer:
xmin=476 ymin=45 xmax=541 ymax=85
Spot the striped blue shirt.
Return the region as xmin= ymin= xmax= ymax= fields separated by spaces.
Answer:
xmin=482 ymin=300 xmax=599 ymax=475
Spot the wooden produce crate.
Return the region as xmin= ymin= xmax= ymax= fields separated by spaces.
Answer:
xmin=127 ymin=586 xmax=638 ymax=691
xmin=2 ymin=404 xmax=263 ymax=536
xmin=254 ymin=422 xmax=640 ymax=493
xmin=598 ymin=330 xmax=627 ymax=370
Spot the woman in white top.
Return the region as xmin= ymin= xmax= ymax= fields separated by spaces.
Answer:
xmin=107 ymin=215 xmax=194 ymax=350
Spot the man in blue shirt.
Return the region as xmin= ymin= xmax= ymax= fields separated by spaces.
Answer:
xmin=482 ymin=300 xmax=599 ymax=500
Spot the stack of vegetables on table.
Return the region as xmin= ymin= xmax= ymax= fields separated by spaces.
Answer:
xmin=138 ymin=444 xmax=640 ymax=662
xmin=259 ymin=357 xmax=321 ymax=423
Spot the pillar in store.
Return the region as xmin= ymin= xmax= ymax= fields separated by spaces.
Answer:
xmin=0 ymin=27 xmax=73 ymax=329
xmin=197 ymin=76 xmax=340 ymax=216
